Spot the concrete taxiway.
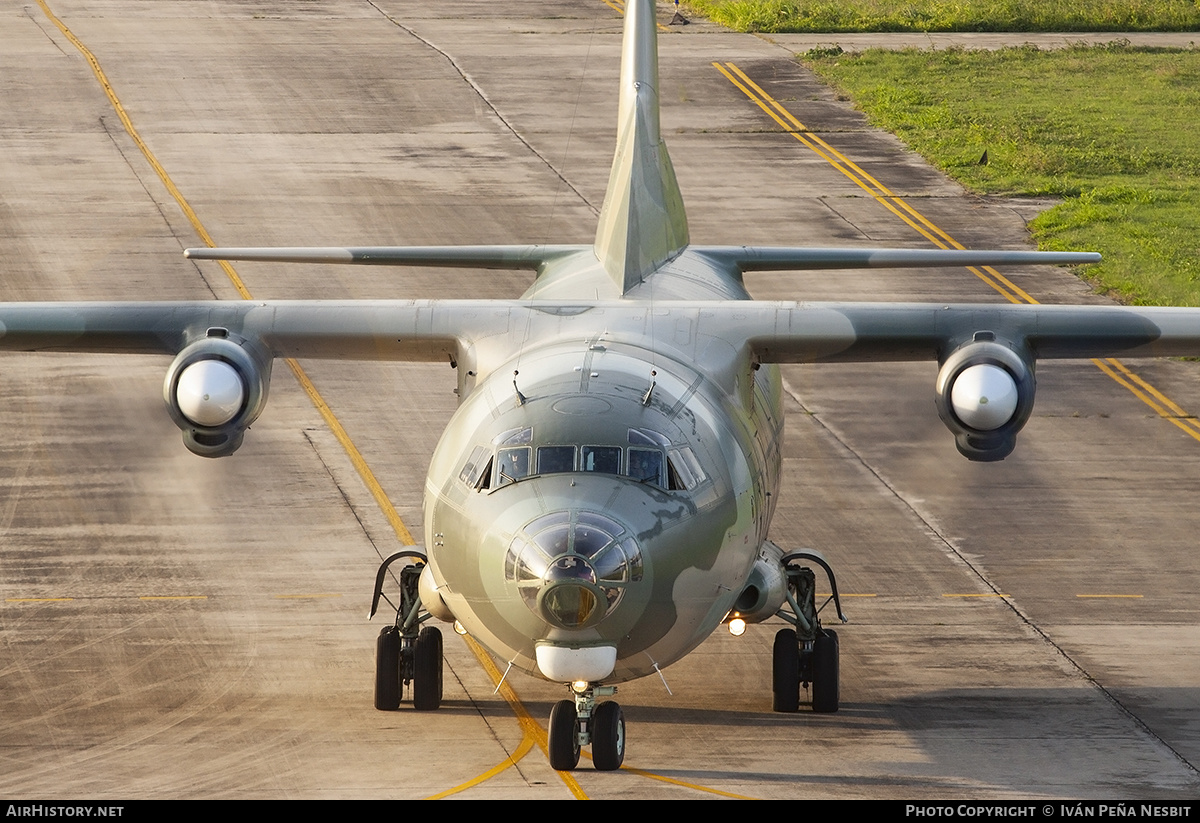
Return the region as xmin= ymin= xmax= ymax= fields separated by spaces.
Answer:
xmin=1 ymin=0 xmax=1198 ymax=799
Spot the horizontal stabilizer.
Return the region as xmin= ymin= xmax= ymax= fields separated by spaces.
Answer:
xmin=688 ymin=246 xmax=1100 ymax=272
xmin=185 ymin=245 xmax=592 ymax=271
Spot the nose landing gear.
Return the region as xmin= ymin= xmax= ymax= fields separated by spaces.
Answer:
xmin=772 ymin=550 xmax=847 ymax=714
xmin=370 ymin=549 xmax=444 ymax=711
xmin=548 ymin=684 xmax=625 ymax=771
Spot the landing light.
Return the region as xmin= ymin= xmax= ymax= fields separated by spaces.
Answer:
xmin=571 ymin=680 xmax=589 ymax=694
xmin=728 ymin=617 xmax=747 ymax=637
xmin=453 ymin=621 xmax=467 ymax=636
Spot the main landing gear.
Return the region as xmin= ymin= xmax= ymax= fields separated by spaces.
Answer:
xmin=548 ymin=684 xmax=625 ymax=771
xmin=370 ymin=550 xmax=443 ymax=711
xmin=772 ymin=550 xmax=847 ymax=714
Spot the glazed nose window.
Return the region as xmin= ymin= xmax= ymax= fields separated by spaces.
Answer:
xmin=505 ymin=511 xmax=642 ymax=629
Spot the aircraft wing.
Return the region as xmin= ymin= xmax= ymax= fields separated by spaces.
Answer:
xmin=727 ymin=301 xmax=1200 ymax=362
xmin=2 ymin=299 xmax=1196 ymax=462
xmin=0 ymin=301 xmax=464 ymax=360
xmin=1 ymin=299 xmax=1196 ymax=362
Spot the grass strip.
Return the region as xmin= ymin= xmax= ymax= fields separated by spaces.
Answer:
xmin=686 ymin=0 xmax=1200 ymax=33
xmin=799 ymin=44 xmax=1200 ymax=306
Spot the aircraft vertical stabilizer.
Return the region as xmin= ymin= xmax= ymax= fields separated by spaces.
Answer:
xmin=594 ymin=0 xmax=689 ymax=294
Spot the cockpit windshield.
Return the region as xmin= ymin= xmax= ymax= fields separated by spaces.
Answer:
xmin=463 ymin=426 xmax=707 ymax=492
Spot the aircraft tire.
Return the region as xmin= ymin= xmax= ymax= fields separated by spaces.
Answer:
xmin=811 ymin=629 xmax=839 ymax=713
xmin=374 ymin=625 xmax=401 ymax=711
xmin=772 ymin=628 xmax=800 ymax=712
xmin=591 ymin=701 xmax=625 ymax=771
xmin=412 ymin=626 xmax=443 ymax=711
xmin=548 ymin=699 xmax=581 ymax=771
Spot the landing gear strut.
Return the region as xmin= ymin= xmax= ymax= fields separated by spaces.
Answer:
xmin=548 ymin=684 xmax=625 ymax=771
xmin=772 ymin=550 xmax=846 ymax=714
xmin=370 ymin=549 xmax=443 ymax=711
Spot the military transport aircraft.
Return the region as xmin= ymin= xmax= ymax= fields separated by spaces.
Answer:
xmin=8 ymin=0 xmax=1200 ymax=772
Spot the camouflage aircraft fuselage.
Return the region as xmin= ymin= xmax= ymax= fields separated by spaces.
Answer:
xmin=25 ymin=0 xmax=1162 ymax=697
xmin=424 ymin=249 xmax=783 ymax=682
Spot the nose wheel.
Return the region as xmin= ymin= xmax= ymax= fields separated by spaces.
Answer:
xmin=548 ymin=685 xmax=624 ymax=771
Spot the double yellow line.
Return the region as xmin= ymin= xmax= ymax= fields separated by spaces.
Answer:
xmin=715 ymin=61 xmax=1200 ymax=442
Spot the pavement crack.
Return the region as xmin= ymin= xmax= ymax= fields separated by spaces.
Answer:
xmin=96 ymin=116 xmax=220 ymax=299
xmin=302 ymin=429 xmax=387 ymax=565
xmin=367 ymin=1 xmax=598 ymax=217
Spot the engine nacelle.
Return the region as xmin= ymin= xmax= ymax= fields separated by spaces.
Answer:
xmin=731 ymin=540 xmax=789 ymax=624
xmin=935 ymin=335 xmax=1035 ymax=462
xmin=163 ymin=330 xmax=272 ymax=457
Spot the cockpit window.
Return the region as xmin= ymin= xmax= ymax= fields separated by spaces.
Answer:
xmin=628 ymin=427 xmax=669 ymax=447
xmin=497 ymin=446 xmax=531 ymax=486
xmin=537 ymin=445 xmax=576 ymax=474
xmin=581 ymin=446 xmax=621 ymax=474
xmin=480 ymin=424 xmax=695 ymax=493
xmin=494 ymin=426 xmax=532 ymax=446
xmin=626 ymin=447 xmax=663 ymax=485
xmin=459 ymin=445 xmax=492 ymax=489
xmin=667 ymin=446 xmax=707 ymax=490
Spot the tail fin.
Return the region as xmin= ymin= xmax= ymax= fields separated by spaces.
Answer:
xmin=594 ymin=0 xmax=689 ymax=294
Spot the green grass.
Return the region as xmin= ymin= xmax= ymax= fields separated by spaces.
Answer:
xmin=800 ymin=45 xmax=1200 ymax=306
xmin=686 ymin=0 xmax=1200 ymax=33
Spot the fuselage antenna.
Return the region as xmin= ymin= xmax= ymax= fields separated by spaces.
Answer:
xmin=642 ymin=369 xmax=657 ymax=406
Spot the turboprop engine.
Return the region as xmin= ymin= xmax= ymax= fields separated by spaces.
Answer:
xmin=163 ymin=329 xmax=272 ymax=457
xmin=934 ymin=334 xmax=1035 ymax=462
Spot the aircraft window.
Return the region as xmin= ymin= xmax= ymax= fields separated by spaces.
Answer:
xmin=525 ymin=512 xmax=566 ymax=535
xmin=475 ymin=457 xmax=493 ymax=490
xmin=576 ymin=511 xmax=623 ymax=536
xmin=626 ymin=447 xmax=664 ymax=486
xmin=537 ymin=445 xmax=576 ymax=474
xmin=459 ymin=445 xmax=490 ymax=487
xmin=504 ymin=511 xmax=641 ymax=630
xmin=494 ymin=426 xmax=532 ymax=446
xmin=581 ymin=446 xmax=621 ymax=474
xmin=533 ymin=524 xmax=571 ymax=556
xmin=518 ymin=546 xmax=553 ymax=582
xmin=667 ymin=446 xmax=706 ymax=491
xmin=592 ymin=544 xmax=627 ymax=582
xmin=497 ymin=446 xmax=531 ymax=486
xmin=628 ymin=427 xmax=669 ymax=447
xmin=572 ymin=525 xmax=613 ymax=558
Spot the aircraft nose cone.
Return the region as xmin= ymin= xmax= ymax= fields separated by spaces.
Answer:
xmin=504 ymin=509 xmax=643 ymax=630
